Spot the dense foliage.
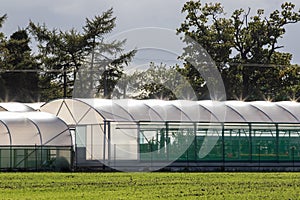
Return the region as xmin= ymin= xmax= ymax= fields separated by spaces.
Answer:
xmin=177 ymin=1 xmax=300 ymax=100
xmin=0 ymin=9 xmax=135 ymax=102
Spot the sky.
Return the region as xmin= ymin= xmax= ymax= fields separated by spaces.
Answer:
xmin=1 ymin=0 xmax=300 ymax=64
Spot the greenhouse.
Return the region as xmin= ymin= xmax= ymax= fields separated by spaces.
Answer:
xmin=0 ymin=102 xmax=35 ymax=112
xmin=0 ymin=111 xmax=73 ymax=171
xmin=41 ymin=98 xmax=300 ymax=171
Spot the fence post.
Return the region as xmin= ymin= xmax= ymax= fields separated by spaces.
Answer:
xmin=194 ymin=123 xmax=197 ymax=161
xmin=292 ymin=146 xmax=295 ymax=171
xmin=222 ymin=123 xmax=225 ymax=171
xmin=35 ymin=144 xmax=38 ymax=171
xmin=114 ymin=144 xmax=116 ymax=168
xmin=165 ymin=122 xmax=169 ymax=161
xmin=275 ymin=123 xmax=279 ymax=162
xmin=103 ymin=121 xmax=106 ymax=170
xmin=249 ymin=123 xmax=252 ymax=162
xmin=258 ymin=144 xmax=261 ymax=170
xmin=10 ymin=146 xmax=13 ymax=169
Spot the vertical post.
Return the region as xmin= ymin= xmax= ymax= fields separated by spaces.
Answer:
xmin=292 ymin=146 xmax=295 ymax=170
xmin=221 ymin=123 xmax=225 ymax=170
xmin=249 ymin=123 xmax=252 ymax=162
xmin=7 ymin=130 xmax=12 ymax=169
xmin=194 ymin=123 xmax=197 ymax=161
xmin=103 ymin=121 xmax=106 ymax=163
xmin=10 ymin=146 xmax=13 ymax=169
xmin=156 ymin=129 xmax=159 ymax=150
xmin=91 ymin=125 xmax=94 ymax=160
xmin=114 ymin=144 xmax=116 ymax=168
xmin=40 ymin=145 xmax=45 ymax=168
xmin=40 ymin=145 xmax=42 ymax=170
xmin=137 ymin=122 xmax=140 ymax=161
xmin=35 ymin=144 xmax=37 ymax=171
xmin=107 ymin=121 xmax=111 ymax=164
xmin=150 ymin=138 xmax=153 ymax=167
xmin=75 ymin=143 xmax=77 ymax=169
xmin=275 ymin=123 xmax=279 ymax=162
xmin=74 ymin=128 xmax=77 ymax=169
xmin=258 ymin=144 xmax=261 ymax=169
xmin=24 ymin=149 xmax=28 ymax=169
xmin=156 ymin=129 xmax=159 ymax=160
xmin=238 ymin=129 xmax=241 ymax=160
xmin=165 ymin=122 xmax=169 ymax=161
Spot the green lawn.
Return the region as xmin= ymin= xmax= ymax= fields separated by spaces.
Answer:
xmin=0 ymin=172 xmax=299 ymax=199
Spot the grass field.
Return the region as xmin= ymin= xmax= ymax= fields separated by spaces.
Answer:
xmin=0 ymin=172 xmax=299 ymax=199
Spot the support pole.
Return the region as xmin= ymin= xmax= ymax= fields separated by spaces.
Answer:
xmin=222 ymin=123 xmax=225 ymax=170
xmin=165 ymin=122 xmax=169 ymax=161
xmin=249 ymin=123 xmax=252 ymax=162
xmin=275 ymin=123 xmax=279 ymax=162
xmin=137 ymin=122 xmax=140 ymax=161
xmin=194 ymin=123 xmax=197 ymax=161
xmin=107 ymin=121 xmax=111 ymax=164
xmin=91 ymin=125 xmax=93 ymax=160
xmin=103 ymin=121 xmax=106 ymax=164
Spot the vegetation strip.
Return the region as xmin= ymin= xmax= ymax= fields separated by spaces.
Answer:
xmin=0 ymin=172 xmax=299 ymax=199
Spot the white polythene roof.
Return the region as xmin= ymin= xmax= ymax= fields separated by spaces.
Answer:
xmin=40 ymin=98 xmax=300 ymax=124
xmin=0 ymin=112 xmax=72 ymax=146
xmin=0 ymin=102 xmax=35 ymax=112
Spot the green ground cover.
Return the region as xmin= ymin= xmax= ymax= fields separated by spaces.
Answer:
xmin=0 ymin=172 xmax=299 ymax=199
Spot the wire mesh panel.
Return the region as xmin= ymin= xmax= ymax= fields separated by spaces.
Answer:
xmin=137 ymin=122 xmax=300 ymax=165
xmin=0 ymin=146 xmax=72 ymax=171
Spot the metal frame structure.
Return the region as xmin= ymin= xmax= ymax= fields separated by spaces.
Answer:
xmin=0 ymin=111 xmax=73 ymax=171
xmin=41 ymin=99 xmax=300 ymax=171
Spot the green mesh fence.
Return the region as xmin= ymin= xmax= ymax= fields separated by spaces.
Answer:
xmin=0 ymin=146 xmax=72 ymax=171
xmin=139 ymin=123 xmax=300 ymax=163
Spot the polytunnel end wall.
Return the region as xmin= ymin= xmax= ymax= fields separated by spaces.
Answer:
xmin=0 ymin=111 xmax=73 ymax=171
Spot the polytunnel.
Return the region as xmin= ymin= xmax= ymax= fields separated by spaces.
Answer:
xmin=0 ymin=111 xmax=73 ymax=171
xmin=0 ymin=102 xmax=35 ymax=112
xmin=41 ymin=98 xmax=300 ymax=171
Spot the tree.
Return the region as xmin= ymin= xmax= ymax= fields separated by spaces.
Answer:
xmin=0 ymin=30 xmax=39 ymax=102
xmin=134 ymin=63 xmax=180 ymax=100
xmin=0 ymin=14 xmax=8 ymax=100
xmin=112 ymin=63 xmax=195 ymax=100
xmin=88 ymin=38 xmax=136 ymax=98
xmin=28 ymin=23 xmax=90 ymax=99
xmin=80 ymin=9 xmax=136 ymax=98
xmin=177 ymin=1 xmax=300 ymax=100
xmin=0 ymin=14 xmax=39 ymax=102
xmin=29 ymin=8 xmax=135 ymax=100
xmin=0 ymin=14 xmax=7 ymax=64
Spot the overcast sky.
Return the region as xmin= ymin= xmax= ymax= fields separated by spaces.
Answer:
xmin=1 ymin=0 xmax=299 ymax=64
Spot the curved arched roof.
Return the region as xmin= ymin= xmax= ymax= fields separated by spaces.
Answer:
xmin=0 ymin=112 xmax=72 ymax=146
xmin=0 ymin=102 xmax=35 ymax=112
xmin=41 ymin=98 xmax=300 ymax=124
xmin=25 ymin=102 xmax=45 ymax=111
